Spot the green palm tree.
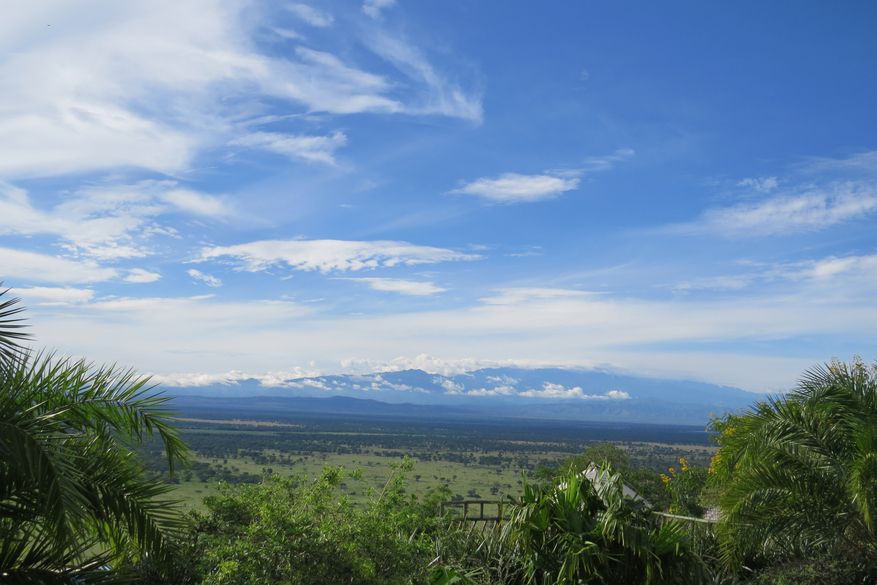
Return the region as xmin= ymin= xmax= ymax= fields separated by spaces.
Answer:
xmin=711 ymin=357 xmax=877 ymax=572
xmin=0 ymin=286 xmax=190 ymax=584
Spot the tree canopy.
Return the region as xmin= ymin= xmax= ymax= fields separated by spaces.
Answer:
xmin=710 ymin=357 xmax=877 ymax=572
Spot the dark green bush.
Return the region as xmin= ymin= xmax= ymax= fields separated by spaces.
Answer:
xmin=190 ymin=458 xmax=446 ymax=585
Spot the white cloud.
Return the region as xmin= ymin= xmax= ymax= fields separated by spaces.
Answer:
xmin=188 ymin=269 xmax=222 ymax=287
xmin=230 ymin=131 xmax=347 ymax=165
xmin=17 ymin=286 xmax=95 ymax=305
xmin=439 ymin=379 xmax=628 ymax=400
xmin=0 ymin=248 xmax=118 ymax=284
xmin=287 ymin=4 xmax=334 ymax=27
xmin=151 ymin=367 xmax=322 ymax=387
xmin=452 ymin=150 xmax=632 ymax=204
xmin=125 ymin=269 xmax=161 ymax=283
xmin=300 ymin=378 xmax=332 ymax=390
xmin=453 ymin=173 xmax=580 ymax=203
xmin=161 ymin=188 xmax=231 ymax=217
xmin=457 ymin=385 xmax=517 ymax=397
xmin=363 ymin=0 xmax=396 ymax=19
xmin=365 ymin=379 xmax=429 ymax=393
xmin=672 ymin=181 xmax=877 ymax=236
xmin=487 ymin=374 xmax=519 ymax=385
xmin=198 ymin=239 xmax=480 ymax=273
xmin=435 ymin=377 xmax=465 ymax=393
xmin=0 ymin=180 xmax=226 ymax=260
xmin=519 ymin=382 xmax=630 ymax=400
xmin=341 ymin=277 xmax=446 ymax=296
xmin=737 ymin=176 xmax=779 ymax=193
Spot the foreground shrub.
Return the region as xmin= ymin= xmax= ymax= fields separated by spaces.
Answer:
xmin=434 ymin=465 xmax=707 ymax=585
xmin=751 ymin=548 xmax=877 ymax=585
xmin=193 ymin=458 xmax=444 ymax=585
xmin=710 ymin=357 xmax=877 ymax=574
xmin=0 ymin=289 xmax=189 ymax=584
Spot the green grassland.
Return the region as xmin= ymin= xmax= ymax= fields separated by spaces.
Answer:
xmin=153 ymin=413 xmax=717 ymax=511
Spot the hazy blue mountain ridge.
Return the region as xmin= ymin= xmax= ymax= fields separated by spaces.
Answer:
xmin=167 ymin=367 xmax=764 ymax=424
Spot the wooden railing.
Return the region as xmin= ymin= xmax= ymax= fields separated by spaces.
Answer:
xmin=440 ymin=500 xmax=506 ymax=524
xmin=441 ymin=502 xmax=719 ymax=532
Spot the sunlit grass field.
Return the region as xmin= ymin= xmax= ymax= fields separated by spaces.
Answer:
xmin=166 ymin=416 xmax=717 ymax=512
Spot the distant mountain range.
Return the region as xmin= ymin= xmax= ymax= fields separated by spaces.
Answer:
xmin=165 ymin=367 xmax=765 ymax=425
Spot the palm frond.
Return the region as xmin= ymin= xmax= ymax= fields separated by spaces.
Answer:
xmin=0 ymin=285 xmax=31 ymax=363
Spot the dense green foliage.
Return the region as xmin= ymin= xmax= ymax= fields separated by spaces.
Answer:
xmin=508 ymin=467 xmax=705 ymax=584
xmin=189 ymin=458 xmax=446 ymax=585
xmin=710 ymin=357 xmax=877 ymax=579
xmin=433 ymin=466 xmax=706 ymax=585
xmin=533 ymin=443 xmax=698 ymax=513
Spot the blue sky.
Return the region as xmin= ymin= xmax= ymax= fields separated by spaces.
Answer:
xmin=2 ymin=0 xmax=877 ymax=393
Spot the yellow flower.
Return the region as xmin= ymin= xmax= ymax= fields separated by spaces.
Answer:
xmin=660 ymin=474 xmax=671 ymax=484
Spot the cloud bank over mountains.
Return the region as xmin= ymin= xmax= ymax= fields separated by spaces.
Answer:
xmin=157 ymin=366 xmax=759 ymax=424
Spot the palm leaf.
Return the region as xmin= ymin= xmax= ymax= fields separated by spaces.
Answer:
xmin=0 ymin=285 xmax=31 ymax=362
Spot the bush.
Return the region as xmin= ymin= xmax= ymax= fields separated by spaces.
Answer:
xmin=191 ymin=458 xmax=446 ymax=585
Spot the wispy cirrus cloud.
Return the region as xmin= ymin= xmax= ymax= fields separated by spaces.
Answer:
xmin=668 ymin=181 xmax=877 ymax=237
xmin=188 ymin=269 xmax=222 ymax=287
xmin=582 ymin=148 xmax=635 ymax=172
xmin=340 ymin=277 xmax=447 ymax=295
xmin=669 ymin=253 xmax=877 ymax=294
xmin=781 ymin=254 xmax=877 ymax=284
xmin=365 ymin=33 xmax=483 ymax=122
xmin=287 ymin=4 xmax=334 ymax=27
xmin=198 ymin=239 xmax=480 ymax=273
xmin=230 ymin=131 xmax=347 ymax=165
xmin=0 ymin=0 xmax=481 ymax=179
xmin=480 ymin=288 xmax=591 ymax=305
xmin=737 ymin=176 xmax=779 ymax=193
xmin=799 ymin=150 xmax=877 ymax=174
xmin=363 ymin=0 xmax=396 ymax=19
